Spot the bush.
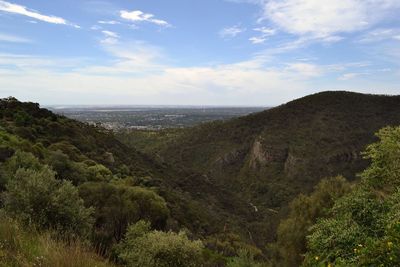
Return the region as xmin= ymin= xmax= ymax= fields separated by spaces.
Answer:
xmin=303 ymin=126 xmax=400 ymax=266
xmin=272 ymin=176 xmax=351 ymax=266
xmin=1 ymin=150 xmax=42 ymax=176
xmin=116 ymin=220 xmax=204 ymax=267
xmin=79 ymin=182 xmax=169 ymax=248
xmin=3 ymin=166 xmax=94 ymax=238
xmin=227 ymin=249 xmax=267 ymax=267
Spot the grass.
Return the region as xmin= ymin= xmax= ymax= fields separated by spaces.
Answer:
xmin=0 ymin=214 xmax=114 ymax=267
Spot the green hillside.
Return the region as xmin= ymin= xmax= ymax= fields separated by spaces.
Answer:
xmin=2 ymin=92 xmax=400 ymax=266
xmin=118 ymin=91 xmax=400 ymax=246
xmin=0 ymin=96 xmax=262 ymax=266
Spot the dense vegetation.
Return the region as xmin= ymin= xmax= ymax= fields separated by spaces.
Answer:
xmin=303 ymin=126 xmax=400 ymax=266
xmin=2 ymin=92 xmax=400 ymax=266
xmin=118 ymin=91 xmax=400 ymax=247
xmin=0 ymin=97 xmax=262 ymax=266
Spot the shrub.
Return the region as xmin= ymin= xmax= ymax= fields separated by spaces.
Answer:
xmin=79 ymin=182 xmax=169 ymax=248
xmin=272 ymin=176 xmax=351 ymax=266
xmin=116 ymin=220 xmax=204 ymax=267
xmin=3 ymin=166 xmax=94 ymax=238
xmin=303 ymin=126 xmax=400 ymax=266
xmin=227 ymin=249 xmax=267 ymax=267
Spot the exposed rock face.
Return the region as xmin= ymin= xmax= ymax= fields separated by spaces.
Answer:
xmin=249 ymin=140 xmax=270 ymax=168
xmin=284 ymin=152 xmax=301 ymax=176
xmin=249 ymin=139 xmax=287 ymax=169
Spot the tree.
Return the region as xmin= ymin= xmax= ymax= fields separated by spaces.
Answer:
xmin=13 ymin=110 xmax=32 ymax=126
xmin=116 ymin=220 xmax=204 ymax=267
xmin=0 ymin=150 xmax=42 ymax=188
xmin=303 ymin=126 xmax=400 ymax=266
xmin=3 ymin=166 xmax=94 ymax=238
xmin=361 ymin=126 xmax=400 ymax=189
xmin=272 ymin=176 xmax=351 ymax=267
xmin=79 ymin=182 xmax=169 ymax=248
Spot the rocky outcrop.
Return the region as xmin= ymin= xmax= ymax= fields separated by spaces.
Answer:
xmin=249 ymin=138 xmax=288 ymax=169
xmin=284 ymin=152 xmax=301 ymax=176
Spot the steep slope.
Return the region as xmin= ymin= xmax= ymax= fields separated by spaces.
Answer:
xmin=0 ymin=97 xmax=255 ymax=249
xmin=123 ymin=91 xmax=400 ymax=244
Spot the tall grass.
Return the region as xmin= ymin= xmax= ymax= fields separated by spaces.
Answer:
xmin=0 ymin=215 xmax=114 ymax=267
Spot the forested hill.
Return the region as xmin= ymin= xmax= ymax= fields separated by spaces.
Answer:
xmin=119 ymin=91 xmax=400 ymax=245
xmin=2 ymin=92 xmax=400 ymax=266
xmin=0 ymin=96 xmax=262 ymax=265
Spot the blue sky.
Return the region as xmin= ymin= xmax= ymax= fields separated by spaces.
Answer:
xmin=0 ymin=0 xmax=399 ymax=105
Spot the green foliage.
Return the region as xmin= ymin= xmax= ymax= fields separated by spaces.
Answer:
xmin=79 ymin=182 xmax=169 ymax=248
xmin=45 ymin=149 xmax=72 ymax=178
xmin=116 ymin=220 xmax=204 ymax=267
xmin=13 ymin=110 xmax=33 ymax=126
xmin=303 ymin=126 xmax=400 ymax=266
xmin=361 ymin=126 xmax=400 ymax=188
xmin=206 ymin=232 xmax=262 ymax=258
xmin=3 ymin=166 xmax=94 ymax=238
xmin=227 ymin=249 xmax=267 ymax=267
xmin=118 ymin=91 xmax=400 ymax=250
xmin=1 ymin=150 xmax=42 ymax=176
xmin=271 ymin=176 xmax=351 ymax=267
xmin=3 ymin=95 xmax=400 ymax=266
xmin=87 ymin=164 xmax=113 ymax=182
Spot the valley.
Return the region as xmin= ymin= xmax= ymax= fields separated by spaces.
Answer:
xmin=2 ymin=91 xmax=400 ymax=266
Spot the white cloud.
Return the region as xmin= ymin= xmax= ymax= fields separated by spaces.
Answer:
xmin=359 ymin=28 xmax=400 ymax=43
xmin=0 ymin=46 xmax=316 ymax=105
xmin=326 ymin=62 xmax=371 ymax=72
xmin=98 ymin=20 xmax=120 ymax=25
xmin=259 ymin=0 xmax=400 ymax=39
xmin=1 ymin=50 xmax=397 ymax=105
xmin=120 ymin=10 xmax=170 ymax=27
xmin=254 ymin=27 xmax=276 ymax=36
xmin=321 ymin=35 xmax=344 ymax=43
xmin=100 ymin=30 xmax=119 ymax=45
xmin=91 ymin=25 xmax=102 ymax=31
xmin=0 ymin=39 xmax=396 ymax=105
xmin=0 ymin=53 xmax=84 ymax=69
xmin=102 ymin=30 xmax=119 ymax=38
xmin=286 ymin=63 xmax=323 ymax=77
xmin=249 ymin=36 xmax=266 ymax=44
xmin=0 ymin=33 xmax=31 ymax=43
xmin=100 ymin=38 xmax=118 ymax=45
xmin=220 ymin=25 xmax=246 ymax=38
xmin=0 ymin=0 xmax=78 ymax=27
xmin=249 ymin=26 xmax=276 ymax=44
xmin=378 ymin=68 xmax=391 ymax=72
xmin=338 ymin=72 xmax=365 ymax=80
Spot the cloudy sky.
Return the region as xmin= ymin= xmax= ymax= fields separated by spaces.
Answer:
xmin=0 ymin=0 xmax=399 ymax=105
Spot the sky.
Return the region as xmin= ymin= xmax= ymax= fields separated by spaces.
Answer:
xmin=0 ymin=0 xmax=399 ymax=106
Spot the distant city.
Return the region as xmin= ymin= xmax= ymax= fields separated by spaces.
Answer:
xmin=48 ymin=106 xmax=268 ymax=130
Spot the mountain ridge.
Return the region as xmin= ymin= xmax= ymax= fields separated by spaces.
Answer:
xmin=119 ymin=91 xmax=400 ymax=245
xmin=3 ymin=91 xmax=400 ymax=258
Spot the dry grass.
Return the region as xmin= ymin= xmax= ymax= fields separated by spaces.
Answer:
xmin=0 ymin=215 xmax=115 ymax=267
